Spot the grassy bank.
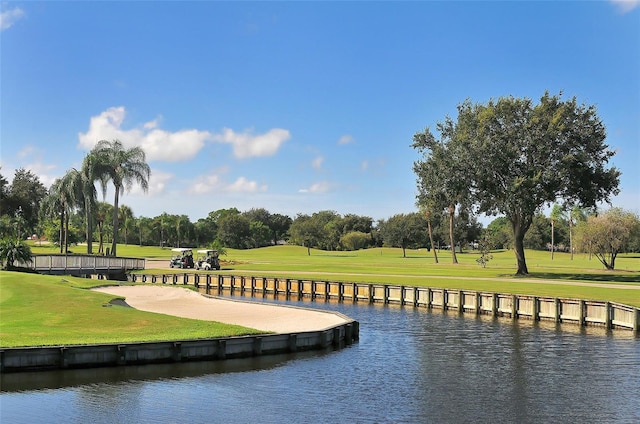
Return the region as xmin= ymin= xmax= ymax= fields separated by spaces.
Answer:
xmin=0 ymin=272 xmax=265 ymax=348
xmin=30 ymin=242 xmax=640 ymax=306
xmin=122 ymin=245 xmax=639 ymax=307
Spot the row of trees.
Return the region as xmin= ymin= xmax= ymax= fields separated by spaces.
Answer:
xmin=0 ymin=139 xmax=149 ymax=257
xmin=413 ymin=92 xmax=621 ymax=274
xmin=1 ymin=164 xmax=638 ymax=270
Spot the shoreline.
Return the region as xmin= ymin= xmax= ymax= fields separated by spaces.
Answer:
xmin=1 ymin=285 xmax=358 ymax=373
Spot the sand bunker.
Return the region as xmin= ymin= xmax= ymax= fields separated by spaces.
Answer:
xmin=93 ymin=285 xmax=349 ymax=333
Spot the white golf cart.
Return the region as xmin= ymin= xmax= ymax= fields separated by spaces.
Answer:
xmin=194 ymin=249 xmax=220 ymax=270
xmin=169 ymin=248 xmax=195 ymax=269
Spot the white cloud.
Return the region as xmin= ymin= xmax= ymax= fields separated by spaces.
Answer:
xmin=361 ymin=160 xmax=369 ymax=171
xmin=338 ymin=135 xmax=354 ymax=145
xmin=298 ymin=181 xmax=331 ymax=193
xmin=143 ymin=118 xmax=160 ymax=130
xmin=226 ymin=177 xmax=267 ymax=193
xmin=0 ymin=7 xmax=25 ymax=31
xmin=190 ymin=174 xmax=223 ymax=194
xmin=79 ymin=107 xmax=291 ymax=162
xmin=139 ymin=168 xmax=172 ymax=196
xmin=189 ymin=173 xmax=265 ymax=194
xmin=610 ymin=0 xmax=639 ymax=13
xmin=213 ymin=128 xmax=290 ymax=159
xmin=311 ymin=156 xmax=324 ymax=170
xmin=78 ymin=107 xmax=210 ymax=162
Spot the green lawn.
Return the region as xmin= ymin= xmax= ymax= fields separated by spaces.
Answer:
xmin=15 ymin=243 xmax=639 ymax=349
xmin=32 ymin=242 xmax=639 ymax=306
xmin=121 ymin=245 xmax=639 ymax=307
xmin=0 ymin=271 xmax=265 ymax=348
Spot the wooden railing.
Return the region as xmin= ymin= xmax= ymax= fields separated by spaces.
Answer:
xmin=22 ymin=254 xmax=146 ymax=276
xmin=127 ymin=272 xmax=640 ymax=333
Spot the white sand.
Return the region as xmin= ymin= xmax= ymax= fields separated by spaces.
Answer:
xmin=93 ymin=285 xmax=349 ymax=333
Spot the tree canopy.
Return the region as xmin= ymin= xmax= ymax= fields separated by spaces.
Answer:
xmin=576 ymin=208 xmax=640 ymax=270
xmin=92 ymin=139 xmax=151 ymax=256
xmin=413 ymin=92 xmax=620 ymax=274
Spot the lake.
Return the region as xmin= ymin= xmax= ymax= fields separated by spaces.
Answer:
xmin=1 ymin=296 xmax=638 ymax=423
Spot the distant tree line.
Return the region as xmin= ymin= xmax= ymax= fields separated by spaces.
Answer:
xmin=5 ymin=160 xmax=637 ymax=266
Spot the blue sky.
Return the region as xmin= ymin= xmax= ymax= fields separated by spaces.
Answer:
xmin=2 ymin=1 xmax=639 ymax=224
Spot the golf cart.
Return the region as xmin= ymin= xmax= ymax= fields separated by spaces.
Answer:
xmin=195 ymin=249 xmax=220 ymax=270
xmin=169 ymin=248 xmax=195 ymax=269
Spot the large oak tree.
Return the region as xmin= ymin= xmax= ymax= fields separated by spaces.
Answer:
xmin=415 ymin=92 xmax=620 ymax=275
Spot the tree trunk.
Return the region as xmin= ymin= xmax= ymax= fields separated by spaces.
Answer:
xmin=64 ymin=212 xmax=69 ymax=255
xmin=569 ymin=220 xmax=574 ymax=260
xmin=59 ymin=209 xmax=64 ymax=254
xmin=550 ymin=219 xmax=555 ymax=260
xmin=85 ymin=200 xmax=93 ymax=255
xmin=448 ymin=204 xmax=458 ymax=264
xmin=512 ymin=218 xmax=529 ymax=275
xmin=427 ymin=220 xmax=438 ymax=264
xmin=98 ymin=221 xmax=104 ymax=254
xmin=111 ymin=187 xmax=120 ymax=256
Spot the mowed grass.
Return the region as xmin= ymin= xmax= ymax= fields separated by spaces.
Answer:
xmin=28 ymin=242 xmax=640 ymax=306
xmin=0 ymin=271 xmax=265 ymax=348
xmin=127 ymin=245 xmax=640 ymax=307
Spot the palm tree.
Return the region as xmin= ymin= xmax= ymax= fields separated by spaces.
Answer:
xmin=0 ymin=238 xmax=32 ymax=269
xmin=44 ymin=174 xmax=76 ymax=254
xmin=92 ymin=139 xmax=150 ymax=256
xmin=95 ymin=201 xmax=112 ymax=255
xmin=65 ymin=154 xmax=100 ymax=254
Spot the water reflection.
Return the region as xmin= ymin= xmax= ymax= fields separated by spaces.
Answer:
xmin=0 ymin=350 xmax=329 ymax=392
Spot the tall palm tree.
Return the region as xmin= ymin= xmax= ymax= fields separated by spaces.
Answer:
xmin=92 ymin=140 xmax=150 ymax=256
xmin=45 ymin=174 xmax=76 ymax=254
xmin=66 ymin=154 xmax=100 ymax=254
xmin=95 ymin=201 xmax=111 ymax=255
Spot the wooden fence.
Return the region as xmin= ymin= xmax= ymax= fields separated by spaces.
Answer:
xmin=127 ymin=273 xmax=640 ymax=332
xmin=24 ymin=254 xmax=145 ymax=276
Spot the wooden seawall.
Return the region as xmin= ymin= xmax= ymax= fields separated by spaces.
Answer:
xmin=128 ymin=272 xmax=640 ymax=333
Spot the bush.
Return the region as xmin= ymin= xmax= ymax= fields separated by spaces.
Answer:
xmin=0 ymin=238 xmax=33 ymax=270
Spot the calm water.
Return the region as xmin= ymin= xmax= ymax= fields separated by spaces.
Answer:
xmin=1 ymin=297 xmax=639 ymax=423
